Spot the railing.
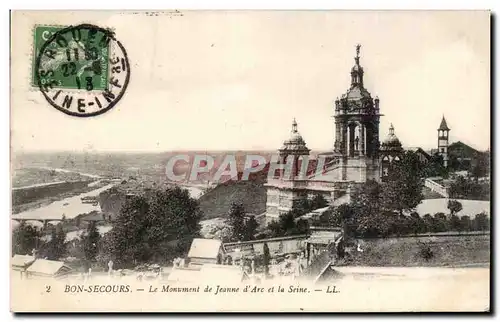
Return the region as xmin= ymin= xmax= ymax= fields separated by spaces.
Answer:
xmin=300 ymin=250 xmax=331 ymax=280
xmin=424 ymin=178 xmax=449 ymax=198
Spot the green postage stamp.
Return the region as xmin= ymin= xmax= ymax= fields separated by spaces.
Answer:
xmin=32 ymin=25 xmax=110 ymax=91
xmin=31 ymin=23 xmax=130 ymax=117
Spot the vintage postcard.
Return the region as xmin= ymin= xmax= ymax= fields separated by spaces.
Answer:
xmin=10 ymin=10 xmax=491 ymax=312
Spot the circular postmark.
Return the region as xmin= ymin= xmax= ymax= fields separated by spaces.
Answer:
xmin=34 ymin=24 xmax=130 ymax=117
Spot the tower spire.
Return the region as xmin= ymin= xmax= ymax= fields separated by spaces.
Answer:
xmin=351 ymin=44 xmax=364 ymax=87
xmin=292 ymin=118 xmax=298 ymax=133
xmin=389 ymin=123 xmax=394 ymax=135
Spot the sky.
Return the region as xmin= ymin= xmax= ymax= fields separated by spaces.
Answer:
xmin=11 ymin=10 xmax=490 ymax=153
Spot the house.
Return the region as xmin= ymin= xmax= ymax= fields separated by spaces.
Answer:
xmin=187 ymin=238 xmax=225 ymax=266
xmin=25 ymin=259 xmax=72 ymax=278
xmin=407 ymin=147 xmax=432 ymax=163
xmin=447 ymin=141 xmax=489 ymax=172
xmin=11 ymin=254 xmax=36 ymax=278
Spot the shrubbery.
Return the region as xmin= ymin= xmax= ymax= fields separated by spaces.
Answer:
xmin=264 ymin=193 xmax=328 ymax=238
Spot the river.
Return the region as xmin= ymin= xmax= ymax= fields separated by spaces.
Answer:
xmin=12 ymin=183 xmax=203 ymax=222
xmin=11 ymin=184 xmax=115 ymax=221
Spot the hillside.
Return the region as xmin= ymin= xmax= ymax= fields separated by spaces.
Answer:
xmin=199 ymin=180 xmax=268 ymax=219
xmin=345 ymin=234 xmax=490 ymax=267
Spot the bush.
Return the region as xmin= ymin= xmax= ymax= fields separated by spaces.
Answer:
xmin=417 ymin=242 xmax=434 ymax=261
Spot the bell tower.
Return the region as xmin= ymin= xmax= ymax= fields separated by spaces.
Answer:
xmin=332 ymin=44 xmax=383 ymax=182
xmin=437 ymin=116 xmax=450 ymax=167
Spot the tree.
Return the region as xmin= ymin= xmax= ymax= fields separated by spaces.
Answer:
xmin=279 ymin=212 xmax=298 ymax=236
xmin=267 ymin=220 xmax=284 ymax=238
xmin=293 ymin=196 xmax=312 ymax=215
xmin=225 ymin=202 xmax=247 ymax=241
xmin=350 ymin=181 xmax=392 ymax=237
xmin=422 ymin=214 xmax=434 ymax=233
xmin=381 ymin=151 xmax=424 ymax=215
xmin=296 ymin=219 xmax=310 ymax=235
xmin=81 ymin=222 xmax=101 ymax=262
xmin=447 ymin=199 xmax=463 ymax=218
xmin=12 ymin=222 xmax=43 ymax=256
xmin=449 ymin=176 xmax=490 ymax=201
xmin=310 ymin=194 xmax=328 ymax=210
xmin=103 ymin=186 xmax=202 ymax=267
xmin=471 ymin=153 xmax=489 ymax=181
xmin=243 ymin=216 xmax=259 ymax=241
xmin=43 ymin=224 xmax=67 ymax=260
xmin=205 ymin=223 xmax=232 ymax=242
xmin=331 ymin=204 xmax=355 ymax=236
xmin=263 ymin=242 xmax=270 ymax=277
xmin=449 ymin=215 xmax=461 ymax=232
xmin=409 ymin=212 xmax=425 ymax=234
xmin=459 ymin=215 xmax=472 ymax=232
xmin=432 ymin=212 xmax=448 ymax=232
xmin=473 ymin=213 xmax=489 ymax=231
xmin=225 ymin=202 xmax=259 ymax=242
xmin=351 ymin=180 xmax=382 ymax=216
xmin=424 ymin=153 xmax=447 ymax=178
xmin=266 ymin=210 xmax=308 ymax=238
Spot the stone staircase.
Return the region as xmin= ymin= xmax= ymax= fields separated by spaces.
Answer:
xmin=424 ymin=178 xmax=449 ymax=198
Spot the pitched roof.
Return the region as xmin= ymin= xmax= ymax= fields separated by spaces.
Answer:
xmin=26 ymin=259 xmax=72 ymax=276
xmin=438 ymin=116 xmax=450 ymax=131
xmin=187 ymin=238 xmax=222 ymax=259
xmin=11 ymin=254 xmax=35 ymax=269
xmin=448 ymin=141 xmax=481 ymax=156
xmin=407 ymin=147 xmax=432 ymax=159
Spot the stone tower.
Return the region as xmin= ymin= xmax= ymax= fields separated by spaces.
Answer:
xmin=437 ymin=116 xmax=450 ymax=167
xmin=380 ymin=123 xmax=404 ymax=181
xmin=265 ymin=119 xmax=311 ymax=223
xmin=331 ymin=44 xmax=382 ymax=183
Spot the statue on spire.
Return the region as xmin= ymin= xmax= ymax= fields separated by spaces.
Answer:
xmin=292 ymin=118 xmax=298 ymax=133
xmin=356 ymin=44 xmax=361 ymax=58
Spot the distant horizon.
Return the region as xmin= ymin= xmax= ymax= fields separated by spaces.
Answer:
xmin=10 ymin=137 xmax=490 ymax=156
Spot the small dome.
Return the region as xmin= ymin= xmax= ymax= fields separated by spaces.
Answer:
xmin=280 ymin=119 xmax=309 ymax=153
xmin=381 ymin=124 xmax=403 ymax=150
xmin=345 ymin=86 xmax=372 ymax=100
xmin=288 ymin=130 xmax=305 ymax=144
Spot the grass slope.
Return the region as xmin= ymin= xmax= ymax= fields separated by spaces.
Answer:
xmin=199 ymin=181 xmax=267 ymax=219
xmin=346 ymin=235 xmax=490 ymax=267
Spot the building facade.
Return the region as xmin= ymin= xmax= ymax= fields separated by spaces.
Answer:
xmin=265 ymin=45 xmax=384 ymax=224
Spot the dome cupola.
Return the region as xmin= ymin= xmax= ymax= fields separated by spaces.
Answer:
xmin=381 ymin=123 xmax=403 ymax=151
xmin=280 ymin=118 xmax=310 ymax=154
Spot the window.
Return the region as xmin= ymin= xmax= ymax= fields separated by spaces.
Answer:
xmin=441 ymin=148 xmax=445 ymax=153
